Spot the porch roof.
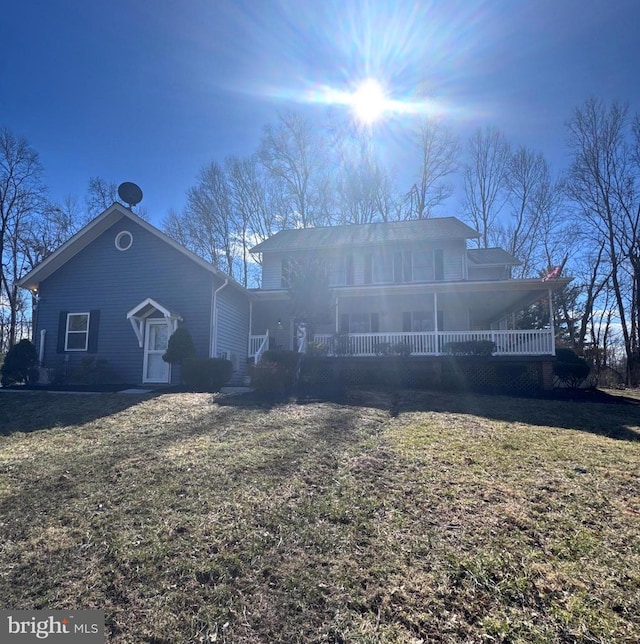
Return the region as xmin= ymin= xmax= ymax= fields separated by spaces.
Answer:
xmin=251 ymin=277 xmax=572 ymax=325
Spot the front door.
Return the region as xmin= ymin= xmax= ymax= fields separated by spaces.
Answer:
xmin=143 ymin=319 xmax=170 ymax=383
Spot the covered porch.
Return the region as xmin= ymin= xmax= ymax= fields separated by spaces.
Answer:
xmin=248 ymin=278 xmax=570 ymax=361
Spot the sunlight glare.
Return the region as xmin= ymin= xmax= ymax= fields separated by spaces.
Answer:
xmin=350 ymin=78 xmax=388 ymax=125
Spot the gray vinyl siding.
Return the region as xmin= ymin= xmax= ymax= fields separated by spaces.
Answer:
xmin=440 ymin=240 xmax=465 ymax=281
xmin=261 ymin=253 xmax=286 ymax=289
xmin=260 ymin=239 xmax=466 ymax=288
xmin=35 ymin=218 xmax=216 ymax=384
xmin=215 ymin=286 xmax=250 ymax=383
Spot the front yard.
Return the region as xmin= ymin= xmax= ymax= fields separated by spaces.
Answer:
xmin=0 ymin=389 xmax=639 ymax=642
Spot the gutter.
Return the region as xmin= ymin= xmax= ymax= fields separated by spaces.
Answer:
xmin=210 ymin=277 xmax=230 ymax=357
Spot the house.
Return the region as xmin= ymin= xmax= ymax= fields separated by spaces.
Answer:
xmin=19 ymin=205 xmax=570 ymax=390
xmin=18 ymin=203 xmax=250 ymax=386
xmin=247 ymin=218 xmax=571 ymax=389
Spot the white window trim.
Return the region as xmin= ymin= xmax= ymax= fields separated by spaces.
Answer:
xmin=65 ymin=312 xmax=90 ymax=351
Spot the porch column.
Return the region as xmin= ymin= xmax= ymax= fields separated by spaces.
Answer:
xmin=335 ymin=296 xmax=339 ymax=333
xmin=433 ymin=292 xmax=439 ymax=355
xmin=548 ymin=288 xmax=555 ymax=356
xmin=248 ymin=300 xmax=253 ymax=356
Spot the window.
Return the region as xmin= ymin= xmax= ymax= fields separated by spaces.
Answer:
xmin=115 ymin=230 xmax=133 ymax=251
xmin=345 ymin=254 xmax=354 ymax=285
xmin=412 ymin=251 xmax=432 ymax=281
xmin=402 ymin=311 xmax=432 ymax=332
xmin=340 ymin=312 xmax=379 ymax=333
xmin=434 ymin=248 xmax=445 ymax=281
xmin=393 ymin=251 xmax=412 ymax=283
xmin=335 ymin=254 xmax=354 ymax=286
xmin=281 ymin=258 xmax=293 ymax=288
xmin=65 ymin=313 xmax=90 ymax=351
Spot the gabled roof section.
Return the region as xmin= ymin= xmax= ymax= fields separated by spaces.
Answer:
xmin=17 ymin=202 xmax=248 ymax=293
xmin=467 ymin=247 xmax=521 ymax=266
xmin=250 ymin=217 xmax=480 ymax=254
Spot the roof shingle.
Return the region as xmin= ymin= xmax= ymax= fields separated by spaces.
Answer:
xmin=250 ymin=217 xmax=479 ymax=253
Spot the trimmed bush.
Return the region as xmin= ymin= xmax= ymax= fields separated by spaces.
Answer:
xmin=251 ymin=350 xmax=299 ymax=393
xmin=553 ymin=348 xmax=591 ymax=389
xmin=182 ymin=358 xmax=232 ymax=392
xmin=163 ymin=327 xmax=197 ymax=365
xmin=1 ymin=339 xmax=39 ymax=386
xmin=443 ymin=340 xmax=496 ymax=356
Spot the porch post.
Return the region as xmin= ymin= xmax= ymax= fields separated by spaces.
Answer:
xmin=335 ymin=296 xmax=339 ymax=333
xmin=433 ymin=292 xmax=439 ymax=355
xmin=548 ymin=288 xmax=556 ymax=356
xmin=248 ymin=300 xmax=253 ymax=355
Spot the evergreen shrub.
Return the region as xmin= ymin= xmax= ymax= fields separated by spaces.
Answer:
xmin=1 ymin=339 xmax=39 ymax=386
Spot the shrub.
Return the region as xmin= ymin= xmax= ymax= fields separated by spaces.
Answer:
xmin=251 ymin=350 xmax=299 ymax=393
xmin=69 ymin=357 xmax=120 ymax=385
xmin=1 ymin=339 xmax=39 ymax=386
xmin=443 ymin=340 xmax=496 ymax=356
xmin=331 ymin=334 xmax=352 ymax=356
xmin=306 ymin=341 xmax=329 ymax=356
xmin=553 ymin=349 xmax=591 ymax=389
xmin=163 ymin=327 xmax=196 ymax=365
xmin=182 ymin=358 xmax=232 ymax=392
xmin=390 ymin=342 xmax=412 ymax=357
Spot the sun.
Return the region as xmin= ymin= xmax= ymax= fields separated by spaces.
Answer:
xmin=349 ymin=78 xmax=388 ymax=125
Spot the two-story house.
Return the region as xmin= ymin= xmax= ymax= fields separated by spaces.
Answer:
xmin=18 ymin=205 xmax=569 ymax=388
xmin=248 ymin=218 xmax=570 ymax=360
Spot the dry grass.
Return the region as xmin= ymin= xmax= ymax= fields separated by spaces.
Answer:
xmin=0 ymin=388 xmax=639 ymax=643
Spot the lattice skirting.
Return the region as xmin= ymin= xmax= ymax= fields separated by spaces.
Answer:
xmin=299 ymin=357 xmax=552 ymax=393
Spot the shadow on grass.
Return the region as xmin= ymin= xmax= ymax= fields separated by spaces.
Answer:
xmin=0 ymin=391 xmax=162 ymax=436
xmin=220 ymin=386 xmax=640 ymax=443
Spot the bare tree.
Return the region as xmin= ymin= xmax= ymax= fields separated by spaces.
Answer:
xmin=490 ymin=147 xmax=568 ymax=278
xmin=0 ymin=127 xmax=47 ymax=349
xmin=462 ymin=126 xmax=510 ymax=248
xmin=226 ymin=155 xmax=289 ymax=286
xmin=86 ymin=177 xmax=118 ymax=219
xmin=566 ymin=98 xmax=640 ymax=383
xmin=163 ymin=162 xmax=237 ymax=278
xmin=258 ymin=111 xmax=331 ymax=228
xmin=404 ymin=117 xmax=459 ymax=219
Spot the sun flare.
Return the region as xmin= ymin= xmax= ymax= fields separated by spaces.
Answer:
xmin=350 ymin=78 xmax=388 ymax=125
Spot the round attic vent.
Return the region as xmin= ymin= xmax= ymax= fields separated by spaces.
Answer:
xmin=115 ymin=230 xmax=133 ymax=251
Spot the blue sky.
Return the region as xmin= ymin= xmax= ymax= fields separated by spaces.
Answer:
xmin=2 ymin=0 xmax=640 ymax=225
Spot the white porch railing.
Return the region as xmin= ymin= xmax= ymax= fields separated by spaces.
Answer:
xmin=250 ymin=331 xmax=269 ymax=363
xmin=311 ymin=329 xmax=554 ymax=356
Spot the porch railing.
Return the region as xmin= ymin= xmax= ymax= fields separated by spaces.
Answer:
xmin=311 ymin=329 xmax=554 ymax=357
xmin=250 ymin=331 xmax=269 ymax=363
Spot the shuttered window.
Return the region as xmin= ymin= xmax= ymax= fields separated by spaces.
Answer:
xmin=57 ymin=310 xmax=100 ymax=353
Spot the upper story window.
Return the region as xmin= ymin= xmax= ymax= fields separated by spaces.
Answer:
xmin=334 ymin=254 xmax=354 ymax=286
xmin=345 ymin=254 xmax=354 ymax=285
xmin=412 ymin=251 xmax=432 ymax=281
xmin=281 ymin=258 xmax=293 ymax=288
xmin=65 ymin=312 xmax=90 ymax=351
xmin=434 ymin=249 xmax=445 ymax=281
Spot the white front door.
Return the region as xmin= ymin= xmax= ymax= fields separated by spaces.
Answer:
xmin=143 ymin=319 xmax=171 ymax=383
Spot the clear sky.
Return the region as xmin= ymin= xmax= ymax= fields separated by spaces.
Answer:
xmin=2 ymin=0 xmax=640 ymax=225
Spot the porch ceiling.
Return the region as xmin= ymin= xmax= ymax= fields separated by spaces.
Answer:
xmin=332 ymin=277 xmax=571 ymax=298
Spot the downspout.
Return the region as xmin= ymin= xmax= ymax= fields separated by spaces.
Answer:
xmin=548 ymin=288 xmax=556 ymax=356
xmin=210 ymin=277 xmax=230 ymax=358
xmin=433 ymin=292 xmax=439 ymax=355
xmin=39 ymin=329 xmax=46 ymax=366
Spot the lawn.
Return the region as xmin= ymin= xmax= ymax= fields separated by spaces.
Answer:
xmin=0 ymin=389 xmax=639 ymax=643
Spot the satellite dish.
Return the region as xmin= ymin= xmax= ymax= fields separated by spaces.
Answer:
xmin=117 ymin=182 xmax=143 ymax=209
